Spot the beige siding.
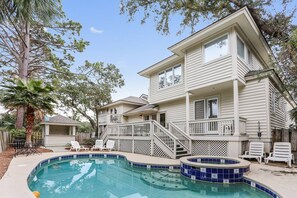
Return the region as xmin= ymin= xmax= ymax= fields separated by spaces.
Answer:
xmin=251 ymin=53 xmax=264 ymax=70
xmin=45 ymin=135 xmax=75 ymax=147
xmin=149 ymin=61 xmax=185 ymax=103
xmin=285 ymin=102 xmax=294 ymax=128
xmin=127 ymin=115 xmax=143 ymax=123
xmin=237 ymin=58 xmax=249 ymax=83
xmin=269 ymin=81 xmax=286 ymax=129
xmin=158 ymin=99 xmax=186 ymax=123
xmin=239 ymin=79 xmax=268 ymax=138
xmin=122 ymin=104 xmax=140 ymax=114
xmin=186 ymin=44 xmax=233 ymax=90
xmin=189 ymin=89 xmax=234 ymax=120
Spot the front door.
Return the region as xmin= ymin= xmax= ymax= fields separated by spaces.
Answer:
xmin=159 ymin=113 xmax=166 ymax=127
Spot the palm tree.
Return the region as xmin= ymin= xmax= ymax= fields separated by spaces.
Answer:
xmin=1 ymin=78 xmax=56 ymax=146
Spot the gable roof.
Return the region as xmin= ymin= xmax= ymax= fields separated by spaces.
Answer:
xmin=123 ymin=104 xmax=158 ymax=116
xmin=40 ymin=115 xmax=81 ymax=126
xmin=99 ymin=96 xmax=148 ymax=109
xmin=139 ymin=7 xmax=272 ymax=77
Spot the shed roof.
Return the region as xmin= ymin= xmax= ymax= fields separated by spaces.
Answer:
xmin=123 ymin=104 xmax=158 ymax=116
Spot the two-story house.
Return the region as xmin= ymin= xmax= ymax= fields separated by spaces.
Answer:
xmin=100 ymin=7 xmax=295 ymax=159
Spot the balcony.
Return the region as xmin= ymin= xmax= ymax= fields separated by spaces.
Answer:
xmin=98 ymin=114 xmax=122 ymax=124
xmin=173 ymin=117 xmax=246 ymax=136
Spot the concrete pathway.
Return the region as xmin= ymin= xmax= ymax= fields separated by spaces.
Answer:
xmin=0 ymin=151 xmax=296 ymax=198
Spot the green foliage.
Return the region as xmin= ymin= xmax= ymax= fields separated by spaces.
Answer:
xmin=82 ymin=138 xmax=96 ymax=146
xmin=78 ymin=122 xmax=93 ymax=133
xmin=1 ymin=78 xmax=56 ymax=114
xmin=9 ymin=128 xmax=26 ymax=139
xmin=0 ymin=113 xmax=16 ymax=130
xmin=57 ymin=61 xmax=124 ymax=132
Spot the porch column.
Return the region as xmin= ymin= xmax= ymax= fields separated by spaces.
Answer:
xmin=72 ymin=126 xmax=76 ymax=136
xmin=186 ymin=91 xmax=190 ymax=134
xmin=233 ymin=79 xmax=240 ymax=136
xmin=45 ymin=124 xmax=50 ymax=135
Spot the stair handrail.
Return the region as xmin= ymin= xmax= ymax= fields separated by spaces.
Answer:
xmin=152 ymin=120 xmax=177 ymax=158
xmin=169 ymin=122 xmax=191 ymax=153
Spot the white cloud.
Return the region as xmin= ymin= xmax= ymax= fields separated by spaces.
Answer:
xmin=90 ymin=27 xmax=103 ymax=34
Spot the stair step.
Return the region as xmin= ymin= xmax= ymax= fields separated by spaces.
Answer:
xmin=176 ymin=153 xmax=191 ymax=159
xmin=176 ymin=150 xmax=187 ymax=155
xmin=176 ymin=147 xmax=183 ymax=151
xmin=141 ymin=171 xmax=187 ymax=190
xmin=148 ymin=172 xmax=183 ymax=184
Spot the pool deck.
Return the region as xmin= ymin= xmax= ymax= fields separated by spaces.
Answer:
xmin=0 ymin=151 xmax=296 ymax=198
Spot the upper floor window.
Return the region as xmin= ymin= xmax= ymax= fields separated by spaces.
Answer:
xmin=158 ymin=65 xmax=182 ymax=89
xmin=237 ymin=36 xmax=245 ymax=59
xmin=247 ymin=49 xmax=253 ymax=67
xmin=204 ymin=35 xmax=229 ymax=63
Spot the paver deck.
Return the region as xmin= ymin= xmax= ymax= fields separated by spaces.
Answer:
xmin=0 ymin=151 xmax=296 ymax=198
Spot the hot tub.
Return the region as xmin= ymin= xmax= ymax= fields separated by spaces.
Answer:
xmin=180 ymin=156 xmax=251 ymax=184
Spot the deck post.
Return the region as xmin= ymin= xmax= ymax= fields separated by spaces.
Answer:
xmin=233 ymin=79 xmax=240 ymax=136
xmin=186 ymin=91 xmax=190 ymax=134
xmin=150 ymin=121 xmax=154 ymax=156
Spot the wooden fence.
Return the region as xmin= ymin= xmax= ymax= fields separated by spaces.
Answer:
xmin=272 ymin=129 xmax=297 ymax=152
xmin=75 ymin=132 xmax=91 ymax=143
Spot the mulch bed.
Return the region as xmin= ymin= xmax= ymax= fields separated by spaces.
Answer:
xmin=0 ymin=147 xmax=53 ymax=179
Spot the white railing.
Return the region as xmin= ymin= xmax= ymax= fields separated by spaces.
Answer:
xmin=106 ymin=121 xmax=151 ymax=137
xmin=174 ymin=117 xmax=246 ymax=136
xmin=98 ymin=114 xmax=122 ymax=124
xmin=152 ymin=120 xmax=177 ymax=158
xmin=169 ymin=122 xmax=191 ymax=153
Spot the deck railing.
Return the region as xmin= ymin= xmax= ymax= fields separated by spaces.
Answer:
xmin=173 ymin=117 xmax=246 ymax=136
xmin=98 ymin=114 xmax=122 ymax=124
xmin=168 ymin=122 xmax=191 ymax=153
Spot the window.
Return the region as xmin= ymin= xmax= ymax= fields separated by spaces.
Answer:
xmin=194 ymin=100 xmax=205 ymax=120
xmin=207 ymin=98 xmax=218 ymax=119
xmin=159 ymin=72 xmax=165 ymax=89
xmin=237 ymin=36 xmax=245 ymax=59
xmin=160 ymin=113 xmax=166 ymax=127
xmin=144 ymin=115 xmax=150 ymax=121
xmin=204 ymin=35 xmax=228 ymax=63
xmin=174 ymin=65 xmax=182 ymax=84
xmin=158 ymin=65 xmax=182 ymax=89
xmin=166 ymin=68 xmax=173 ymax=86
xmin=271 ymin=92 xmax=276 ymax=113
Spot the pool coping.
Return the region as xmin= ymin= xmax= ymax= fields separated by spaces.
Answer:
xmin=0 ymin=152 xmax=285 ymax=198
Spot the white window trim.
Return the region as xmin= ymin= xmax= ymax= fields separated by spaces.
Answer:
xmin=236 ymin=35 xmax=245 ymax=60
xmin=193 ymin=96 xmax=220 ymax=119
xmin=202 ymin=33 xmax=230 ymax=64
xmin=193 ymin=99 xmax=206 ymax=119
xmin=206 ymin=97 xmax=220 ymax=118
xmin=158 ymin=64 xmax=183 ymax=90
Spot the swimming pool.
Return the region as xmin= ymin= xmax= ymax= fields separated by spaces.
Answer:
xmin=28 ymin=156 xmax=272 ymax=198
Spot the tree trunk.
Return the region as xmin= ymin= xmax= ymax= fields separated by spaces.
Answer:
xmin=25 ymin=106 xmax=34 ymax=147
xmin=16 ymin=21 xmax=30 ymax=128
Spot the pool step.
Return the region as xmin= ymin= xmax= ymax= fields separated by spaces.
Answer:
xmin=141 ymin=171 xmax=187 ymax=190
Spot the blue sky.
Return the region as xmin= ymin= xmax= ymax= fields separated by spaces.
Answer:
xmin=62 ymin=0 xmax=297 ymax=101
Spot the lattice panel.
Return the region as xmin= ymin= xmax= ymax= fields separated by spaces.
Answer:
xmin=192 ymin=140 xmax=228 ymax=156
xmin=134 ymin=140 xmax=151 ymax=155
xmin=119 ymin=139 xmax=133 ymax=152
xmin=241 ymin=141 xmax=249 ymax=155
xmin=153 ymin=143 xmax=171 ymax=158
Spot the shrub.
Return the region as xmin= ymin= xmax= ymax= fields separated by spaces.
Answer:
xmin=9 ymin=128 xmax=26 ymax=139
xmin=82 ymin=138 xmax=96 ymax=146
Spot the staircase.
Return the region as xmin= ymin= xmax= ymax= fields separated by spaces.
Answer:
xmin=141 ymin=170 xmax=187 ymax=190
xmin=175 ymin=144 xmax=190 ymax=158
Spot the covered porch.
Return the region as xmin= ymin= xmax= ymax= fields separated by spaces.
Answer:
xmin=41 ymin=115 xmax=81 ymax=147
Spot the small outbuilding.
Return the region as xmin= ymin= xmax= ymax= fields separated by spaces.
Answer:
xmin=40 ymin=115 xmax=81 ymax=147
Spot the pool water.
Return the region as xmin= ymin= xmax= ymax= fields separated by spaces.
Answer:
xmin=29 ymin=158 xmax=270 ymax=198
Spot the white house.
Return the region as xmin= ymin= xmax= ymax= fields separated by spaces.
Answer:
xmin=99 ymin=7 xmax=296 ymax=159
